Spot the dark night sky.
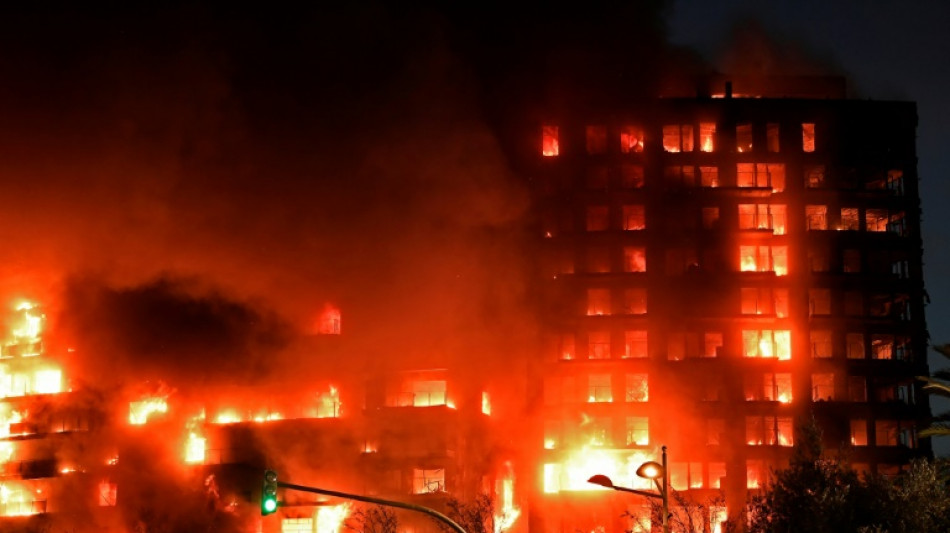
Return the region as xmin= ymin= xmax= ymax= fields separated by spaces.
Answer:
xmin=668 ymin=0 xmax=950 ymax=454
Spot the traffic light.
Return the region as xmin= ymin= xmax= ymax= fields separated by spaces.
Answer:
xmin=261 ymin=469 xmax=278 ymax=515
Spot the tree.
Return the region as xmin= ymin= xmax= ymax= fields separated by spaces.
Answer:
xmin=917 ymin=344 xmax=950 ymax=437
xmin=345 ymin=505 xmax=399 ymax=533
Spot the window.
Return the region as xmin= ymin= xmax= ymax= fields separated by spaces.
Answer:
xmin=663 ymin=124 xmax=694 ymax=152
xmin=843 ymin=249 xmax=861 ymax=273
xmin=809 ymin=246 xmax=830 ymax=272
xmin=620 ymin=126 xmax=644 ymax=153
xmin=746 ymin=416 xmax=793 ymax=446
xmin=586 ymin=416 xmax=611 ymax=446
xmin=802 ymin=123 xmax=816 ymax=152
xmin=669 ymin=462 xmax=704 ymax=490
xmin=851 ymin=420 xmax=868 ymax=446
xmin=665 ymin=248 xmax=699 ymax=275
xmin=866 ymin=209 xmax=888 ymax=232
xmin=737 ymin=163 xmax=786 ymax=191
xmin=848 ymin=377 xmax=867 ymax=402
xmin=871 ymin=334 xmax=894 ymax=360
xmin=586 ymin=246 xmax=610 ymax=273
xmin=623 ymin=330 xmax=647 ymax=359
xmin=804 ymin=165 xmax=825 ymax=187
xmin=586 ymin=206 xmax=610 ymax=231
xmin=703 ymin=332 xmax=723 ymax=358
xmin=875 ymin=420 xmax=899 ymax=446
xmin=739 ymin=245 xmax=788 ymax=275
xmin=806 ymin=205 xmax=828 ymax=230
xmin=742 ymin=330 xmax=791 ymax=359
xmin=544 ymin=376 xmax=577 ymax=405
xmin=664 ymin=165 xmax=696 ymax=186
xmin=699 ymin=123 xmax=716 ymax=152
xmin=699 ymin=166 xmax=719 ymax=187
xmin=810 ymin=330 xmax=833 ymax=358
xmin=587 ymin=289 xmax=611 ymax=316
xmin=844 ymin=291 xmax=863 ymax=316
xmin=626 ymin=417 xmax=649 ymax=445
xmin=542 ymin=125 xmax=559 ymax=156
xmin=622 ymin=289 xmax=647 ymax=314
xmin=623 ymin=247 xmax=646 ymax=272
xmin=411 ymin=381 xmax=447 ymax=407
xmin=558 ymin=334 xmax=575 ymax=360
xmin=622 ymin=205 xmax=646 ymax=230
xmin=283 ymin=518 xmax=315 ymax=533
xmin=741 ymin=287 xmax=788 ymax=316
xmin=702 ymin=207 xmax=720 ymax=229
xmin=706 ymin=419 xmax=725 ymax=445
xmin=709 ymin=464 xmax=726 ymax=488
xmin=847 ymin=333 xmax=865 ymax=359
xmin=738 ymin=204 xmax=787 ymax=234
xmin=887 ymin=169 xmax=904 ymax=195
xmin=586 ymin=125 xmax=607 ymax=154
xmin=620 ymin=164 xmax=645 ymax=188
xmin=736 ymin=123 xmax=753 ymax=152
xmin=840 ymin=208 xmax=860 ymax=230
xmin=809 ymin=289 xmax=832 ymax=315
xmin=812 ymin=373 xmax=835 ymax=401
xmin=626 ymin=373 xmax=649 ymax=402
xmin=588 ymin=374 xmax=612 ymax=402
xmin=747 ymin=460 xmax=766 ymax=489
xmin=413 ymin=468 xmax=445 ymax=493
xmin=766 ymin=123 xmax=780 ymax=152
xmin=588 ymin=331 xmax=610 ymax=359
xmin=759 ymin=373 xmax=792 ymax=403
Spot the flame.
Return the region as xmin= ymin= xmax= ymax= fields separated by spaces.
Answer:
xmin=214 ymin=409 xmax=242 ymax=424
xmin=777 ymin=392 xmax=792 ymax=404
xmin=545 ymin=448 xmax=654 ymax=493
xmin=495 ymin=476 xmax=520 ymax=533
xmin=0 ymin=482 xmax=39 ymax=517
xmin=11 ymin=302 xmax=42 ymax=342
xmin=184 ymin=431 xmax=206 ymax=464
xmin=481 ymin=392 xmax=491 ymax=416
xmin=311 ymin=386 xmax=341 ymax=418
xmin=315 ymin=503 xmax=350 ymax=533
xmin=129 ymin=398 xmax=168 ymax=425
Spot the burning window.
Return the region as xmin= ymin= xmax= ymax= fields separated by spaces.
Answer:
xmin=559 ymin=334 xmax=575 ymax=360
xmin=704 ymin=332 xmax=723 ymax=357
xmin=875 ymin=420 xmax=899 ymax=446
xmin=98 ymin=481 xmax=117 ymax=506
xmin=805 ymin=205 xmax=828 ymax=230
xmin=542 ymin=464 xmax=561 ymax=493
xmin=669 ymin=462 xmax=704 ymax=490
xmin=766 ymin=123 xmax=780 ymax=152
xmin=702 ymin=207 xmax=720 ymax=229
xmin=847 ymin=333 xmax=865 ymax=359
xmin=887 ymin=169 xmax=904 ymax=195
xmin=622 ymin=289 xmax=647 ymax=315
xmin=812 ymin=374 xmax=835 ymax=401
xmin=866 ymin=208 xmax=888 ymax=232
xmin=623 ymin=246 xmax=646 ymax=272
xmin=849 ymin=377 xmax=868 ymax=402
xmin=586 ymin=166 xmax=609 ymax=190
xmin=871 ymin=334 xmax=894 ymax=360
xmin=666 ymin=331 xmax=698 ymax=361
xmin=699 ymin=123 xmax=716 ymax=152
xmin=709 ymin=464 xmax=726 ymax=490
xmin=620 ymin=164 xmax=644 ymax=188
xmin=585 ymin=416 xmax=612 ymax=447
xmin=851 ymin=420 xmax=868 ymax=446
xmin=840 ymin=208 xmax=860 ymax=230
xmin=810 ymin=330 xmax=833 ymax=358
xmin=588 ymin=331 xmax=610 ymax=360
xmin=318 ymin=305 xmax=342 ymax=335
xmin=763 ymin=373 xmax=792 ymax=402
xmin=623 ymin=330 xmax=647 ymax=359
xmin=586 ymin=125 xmax=607 ymax=154
xmin=699 ymin=166 xmax=719 ymax=187
xmin=808 ymin=289 xmax=831 ymax=315
xmin=663 ymin=165 xmax=696 ymax=186
xmin=411 ymin=380 xmax=447 ymax=406
xmin=586 ymin=246 xmax=611 ymax=273
xmin=746 ymin=416 xmax=793 ymax=446
xmin=129 ymin=398 xmax=168 ymax=425
xmin=706 ymin=419 xmax=725 ymax=445
xmin=802 ymin=122 xmax=816 ymax=152
xmin=738 ymin=204 xmax=787 ymax=234
xmin=625 ymin=416 xmax=649 ymax=446
xmin=588 ymin=374 xmax=612 ymax=402
xmin=619 ymin=125 xmax=644 ymax=153
xmin=736 ymin=123 xmax=753 ymax=152
xmin=742 ymin=330 xmax=791 ymax=359
xmin=736 ymin=163 xmax=785 ymax=191
xmin=747 ymin=460 xmax=766 ymax=489
xmin=739 ymin=245 xmax=788 ymax=275
xmin=541 ymin=125 xmax=559 ymax=156
xmin=586 ymin=289 xmax=611 ymax=316
xmin=804 ymin=165 xmax=825 ymax=187
xmin=663 ymin=124 xmax=694 ymax=152
xmin=413 ymin=468 xmax=445 ymax=493
xmin=625 ymin=374 xmax=648 ymax=402
xmin=741 ymin=287 xmax=788 ymax=316
xmin=622 ymin=205 xmax=645 ymax=230
xmin=586 ymin=206 xmax=610 ymax=231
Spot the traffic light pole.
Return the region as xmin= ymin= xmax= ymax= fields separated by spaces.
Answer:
xmin=277 ymin=481 xmax=467 ymax=533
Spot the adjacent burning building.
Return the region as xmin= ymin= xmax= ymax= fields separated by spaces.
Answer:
xmin=525 ymin=77 xmax=932 ymax=531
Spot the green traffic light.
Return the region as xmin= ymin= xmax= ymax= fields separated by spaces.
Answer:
xmin=262 ymin=469 xmax=279 ymax=516
xmin=263 ymin=497 xmax=278 ymax=513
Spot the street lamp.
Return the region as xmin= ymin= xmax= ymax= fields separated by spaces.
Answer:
xmin=587 ymin=445 xmax=669 ymax=533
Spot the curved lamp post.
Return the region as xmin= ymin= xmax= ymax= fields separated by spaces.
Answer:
xmin=587 ymin=445 xmax=669 ymax=533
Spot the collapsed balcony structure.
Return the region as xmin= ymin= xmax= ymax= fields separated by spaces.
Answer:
xmin=525 ymin=77 xmax=931 ymax=531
